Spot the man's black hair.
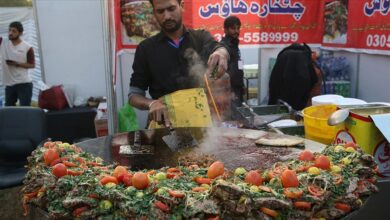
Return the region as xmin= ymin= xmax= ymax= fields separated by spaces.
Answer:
xmin=224 ymin=16 xmax=241 ymax=29
xmin=148 ymin=0 xmax=182 ymax=6
xmin=9 ymin=21 xmax=23 ymax=33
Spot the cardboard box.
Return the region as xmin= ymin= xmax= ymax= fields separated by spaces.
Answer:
xmin=335 ymin=106 xmax=390 ymax=177
xmin=94 ymin=102 xmax=108 ymax=137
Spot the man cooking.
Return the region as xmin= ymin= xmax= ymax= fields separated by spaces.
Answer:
xmin=129 ymin=0 xmax=230 ymax=128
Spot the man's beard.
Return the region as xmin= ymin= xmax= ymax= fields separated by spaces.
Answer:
xmin=8 ymin=35 xmax=18 ymax=40
xmin=161 ymin=19 xmax=182 ymax=33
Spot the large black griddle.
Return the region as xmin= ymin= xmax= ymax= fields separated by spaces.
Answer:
xmin=78 ymin=127 xmax=324 ymax=171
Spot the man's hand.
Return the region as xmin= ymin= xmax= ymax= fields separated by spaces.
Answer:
xmin=207 ymin=47 xmax=229 ymax=78
xmin=6 ymin=60 xmax=18 ymax=66
xmin=148 ymin=99 xmax=171 ymax=128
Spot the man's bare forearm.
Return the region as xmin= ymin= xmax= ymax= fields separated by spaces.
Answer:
xmin=129 ymin=94 xmax=155 ymax=110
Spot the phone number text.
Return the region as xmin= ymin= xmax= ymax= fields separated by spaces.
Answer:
xmin=215 ymin=32 xmax=299 ymax=43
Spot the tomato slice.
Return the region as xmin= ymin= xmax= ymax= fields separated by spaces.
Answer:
xmin=335 ymin=203 xmax=351 ymax=213
xmin=260 ymin=207 xmax=279 ymax=218
xmin=100 ymin=176 xmax=118 ymax=185
xmin=155 ymin=201 xmax=169 ymax=212
xmin=293 ymin=201 xmax=312 ymax=210
xmin=206 ymin=216 xmax=220 ymax=220
xmin=67 ymin=169 xmax=84 ymax=176
xmin=308 ymin=185 xmax=324 ymax=197
xmin=284 ymin=187 xmax=303 ymax=199
xmin=168 ymin=190 xmax=185 ymax=198
xmin=63 ymin=161 xmax=78 ymax=167
xmin=194 ymin=177 xmax=212 ymax=185
xmin=167 ymin=167 xmax=181 ymax=173
xmin=88 ymin=194 xmax=99 ymax=199
xmin=192 ymin=187 xmax=207 ymax=192
xmin=73 ymin=206 xmax=89 ymax=217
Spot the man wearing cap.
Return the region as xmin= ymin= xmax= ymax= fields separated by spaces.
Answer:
xmin=129 ymin=0 xmax=230 ymax=127
xmin=0 ymin=21 xmax=35 ymax=106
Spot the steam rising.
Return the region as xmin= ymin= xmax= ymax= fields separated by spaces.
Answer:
xmin=184 ymin=48 xmax=207 ymax=87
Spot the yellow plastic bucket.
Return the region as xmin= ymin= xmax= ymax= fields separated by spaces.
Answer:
xmin=302 ymin=105 xmax=344 ymax=145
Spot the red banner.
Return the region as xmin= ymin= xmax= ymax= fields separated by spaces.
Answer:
xmin=349 ymin=0 xmax=390 ymax=51
xmin=113 ymin=0 xmax=390 ymax=55
xmin=187 ymin=0 xmax=324 ymax=46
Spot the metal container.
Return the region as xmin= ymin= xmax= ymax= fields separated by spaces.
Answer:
xmin=335 ymin=106 xmax=390 ymax=177
xmin=236 ymin=104 xmax=292 ymax=129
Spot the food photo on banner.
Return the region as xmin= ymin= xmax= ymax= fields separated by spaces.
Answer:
xmin=116 ymin=0 xmax=160 ymax=49
xmin=188 ymin=0 xmax=324 ymax=46
xmin=323 ymin=0 xmax=349 ymax=45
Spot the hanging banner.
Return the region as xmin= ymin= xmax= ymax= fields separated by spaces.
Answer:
xmin=115 ymin=0 xmax=160 ymax=50
xmin=349 ymin=0 xmax=390 ymax=53
xmin=188 ymin=0 xmax=324 ymax=46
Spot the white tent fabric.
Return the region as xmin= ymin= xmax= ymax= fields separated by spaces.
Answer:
xmin=0 ymin=7 xmax=43 ymax=103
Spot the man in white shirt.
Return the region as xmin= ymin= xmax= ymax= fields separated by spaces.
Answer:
xmin=0 ymin=21 xmax=35 ymax=106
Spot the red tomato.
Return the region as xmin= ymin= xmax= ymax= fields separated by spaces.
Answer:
xmin=281 ymin=169 xmax=299 ymax=188
xmin=299 ymin=150 xmax=315 ymax=161
xmin=207 ymin=161 xmax=225 ymax=179
xmin=245 ymin=170 xmax=263 ymax=186
xmin=122 ymin=173 xmax=133 ymax=186
xmin=154 ymin=201 xmax=169 ymax=212
xmin=43 ymin=149 xmax=60 ymax=166
xmin=132 ymin=172 xmax=149 ymax=190
xmin=168 ymin=190 xmax=185 ymax=198
xmin=344 ymin=141 xmax=357 ymax=150
xmin=52 ymin=163 xmax=67 ymax=178
xmin=335 ymin=203 xmax=351 ymax=213
xmin=293 ymin=201 xmax=312 ymax=210
xmin=43 ymin=141 xmax=55 ymax=148
xmin=314 ymin=155 xmax=331 ymax=170
xmin=113 ymin=166 xmax=127 ymax=179
xmin=100 ymin=175 xmax=118 ymax=185
xmin=49 ymin=158 xmax=62 ymax=167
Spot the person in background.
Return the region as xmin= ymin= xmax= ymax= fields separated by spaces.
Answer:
xmin=221 ymin=16 xmax=245 ymax=118
xmin=129 ymin=0 xmax=230 ymax=127
xmin=0 ymin=21 xmax=35 ymax=106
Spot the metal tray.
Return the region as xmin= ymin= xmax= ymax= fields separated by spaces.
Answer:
xmin=236 ymin=104 xmax=293 ymax=129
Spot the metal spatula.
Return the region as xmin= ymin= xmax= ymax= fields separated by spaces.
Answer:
xmin=162 ymin=127 xmax=198 ymax=151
